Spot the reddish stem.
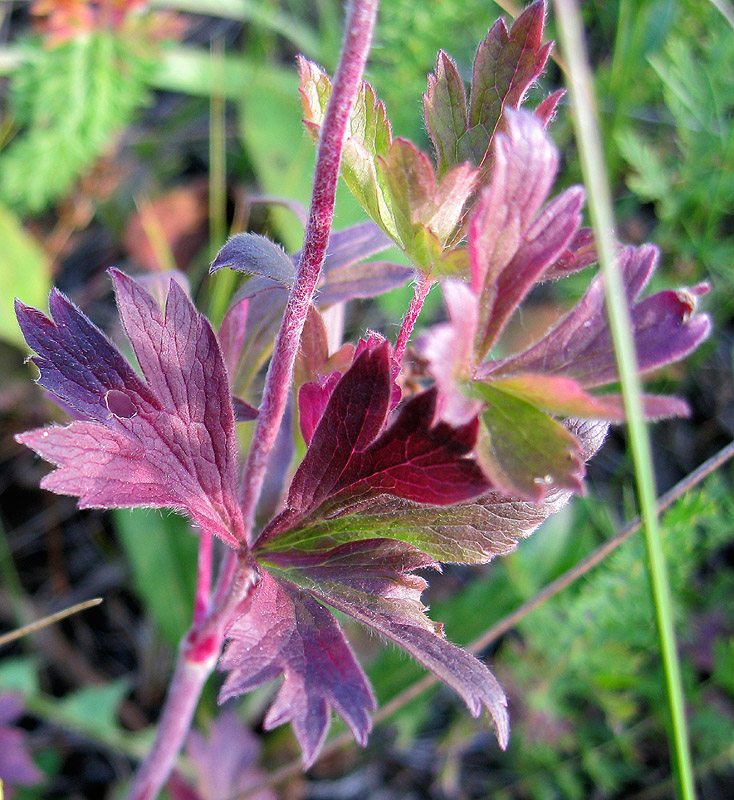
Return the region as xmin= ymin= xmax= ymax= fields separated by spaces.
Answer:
xmin=394 ymin=278 xmax=434 ymax=364
xmin=238 ymin=0 xmax=379 ymax=543
xmin=192 ymin=531 xmax=212 ymax=625
xmin=123 ymin=2 xmax=379 ymax=796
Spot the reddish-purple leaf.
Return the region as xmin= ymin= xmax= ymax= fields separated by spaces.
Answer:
xmin=219 ymin=569 xmax=375 ymax=767
xmin=264 ymin=540 xmax=508 ymax=749
xmin=256 ymin=420 xmax=607 ymax=563
xmin=424 ymin=50 xmax=469 ymax=176
xmin=16 ymin=272 xmax=246 ymax=548
xmin=259 ymin=342 xmax=488 ymax=547
xmin=540 ymin=227 xmax=597 ymax=281
xmin=298 ymin=372 xmax=340 ymax=446
xmin=467 ymin=0 xmax=551 ymax=166
xmin=481 ymin=246 xmax=711 ymax=387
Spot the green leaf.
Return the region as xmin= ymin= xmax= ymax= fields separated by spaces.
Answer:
xmin=0 ymin=657 xmax=39 ymax=698
xmin=424 ymin=50 xmax=469 ymax=177
xmin=261 ymin=483 xmax=570 ymax=564
xmin=114 ymin=509 xmax=198 ymax=647
xmin=0 ymin=33 xmax=151 ymax=214
xmin=0 ymin=203 xmax=50 ymax=346
xmin=55 ymin=680 xmax=129 ymax=739
xmin=298 ymin=58 xmax=398 ymax=239
xmin=473 ymin=382 xmax=584 ymax=501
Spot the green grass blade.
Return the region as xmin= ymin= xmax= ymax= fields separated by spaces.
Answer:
xmin=552 ymin=2 xmax=697 ymax=799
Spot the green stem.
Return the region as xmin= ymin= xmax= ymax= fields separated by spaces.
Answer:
xmin=552 ymin=3 xmax=696 ymax=799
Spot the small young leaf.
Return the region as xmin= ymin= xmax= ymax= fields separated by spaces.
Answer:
xmin=210 ymin=232 xmax=295 ymax=285
xmin=16 ymin=272 xmax=246 ymax=548
xmin=424 ymin=50 xmax=469 ymax=177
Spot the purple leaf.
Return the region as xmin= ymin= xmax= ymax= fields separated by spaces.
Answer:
xmin=481 ymin=246 xmax=711 ymax=387
xmin=466 ymin=0 xmax=551 ymax=166
xmin=210 ymin=233 xmax=295 ymax=286
xmin=16 ymin=272 xmax=246 ymax=548
xmin=173 ymin=711 xmax=276 ymax=800
xmin=232 ymin=396 xmax=258 ymax=422
xmin=424 ymin=50 xmax=469 ymax=176
xmin=295 ymin=220 xmax=394 ymax=275
xmin=0 ymin=693 xmax=43 ymax=791
xmin=218 ymin=296 xmax=249 ymax=376
xmin=264 ymin=541 xmax=509 ymax=749
xmin=316 ymin=261 xmax=413 ymax=306
xmin=219 ymin=569 xmax=375 ymax=768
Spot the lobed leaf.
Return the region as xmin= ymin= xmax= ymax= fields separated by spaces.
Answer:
xmin=264 ymin=540 xmax=508 ymax=748
xmin=424 ymin=50 xmax=469 ymax=177
xmin=16 ymin=272 xmax=245 ymax=548
xmin=219 ymin=569 xmax=375 ymax=768
xmin=466 ymin=0 xmax=551 ymax=168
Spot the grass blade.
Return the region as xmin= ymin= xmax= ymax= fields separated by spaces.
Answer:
xmin=551 ymin=2 xmax=696 ymax=798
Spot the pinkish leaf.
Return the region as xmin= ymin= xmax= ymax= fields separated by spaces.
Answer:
xmin=232 ymin=396 xmax=258 ymax=422
xmin=264 ymin=540 xmax=508 ymax=749
xmin=219 ymin=569 xmax=375 ymax=768
xmin=16 ymin=272 xmax=246 ymax=548
xmin=416 ymin=280 xmax=481 ymax=426
xmin=466 ymin=0 xmax=551 ymax=166
xmin=298 ymin=220 xmax=394 ymax=275
xmin=468 ymin=110 xmax=559 ymax=294
xmin=482 ymin=246 xmax=711 ymax=387
xmin=486 ymin=374 xmax=691 ymax=421
xmin=424 ymin=50 xmax=469 ymax=176
xmin=473 ymin=382 xmax=585 ymax=502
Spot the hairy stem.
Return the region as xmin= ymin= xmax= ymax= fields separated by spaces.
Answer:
xmin=125 ymin=4 xmax=379 ymax=796
xmin=240 ymin=0 xmax=379 ymax=543
xmin=125 ymin=556 xmax=258 ymax=800
xmin=192 ymin=531 xmax=213 ymax=626
xmin=394 ymin=278 xmax=433 ymax=364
